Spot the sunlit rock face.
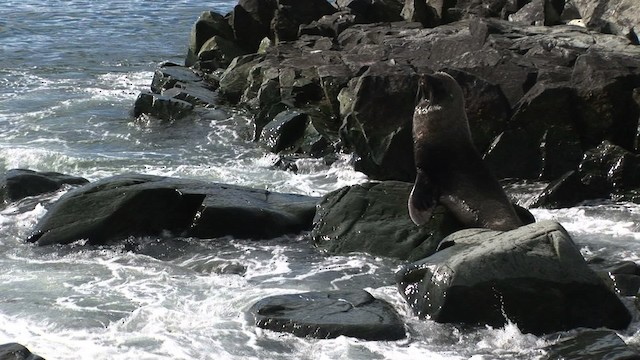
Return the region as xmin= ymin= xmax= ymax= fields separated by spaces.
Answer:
xmin=396 ymin=220 xmax=632 ymax=335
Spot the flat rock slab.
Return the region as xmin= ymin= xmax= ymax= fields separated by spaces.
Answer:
xmin=247 ymin=290 xmax=406 ymax=341
xmin=0 ymin=343 xmax=45 ymax=360
xmin=396 ymin=220 xmax=631 ymax=335
xmin=27 ymin=174 xmax=318 ymax=246
xmin=0 ymin=169 xmax=88 ymax=207
xmin=543 ymin=330 xmax=640 ymax=360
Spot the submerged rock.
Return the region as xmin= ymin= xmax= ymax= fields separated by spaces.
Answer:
xmin=133 ymin=92 xmax=195 ymax=121
xmin=396 ymin=220 xmax=632 ymax=335
xmin=543 ymin=330 xmax=640 ymax=360
xmin=247 ymin=290 xmax=406 ymax=340
xmin=0 ymin=169 xmax=88 ymax=208
xmin=0 ymin=343 xmax=45 ymax=360
xmin=27 ymin=174 xmax=318 ymax=246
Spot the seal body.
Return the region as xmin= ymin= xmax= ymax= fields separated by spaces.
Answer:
xmin=408 ymin=72 xmax=523 ymax=231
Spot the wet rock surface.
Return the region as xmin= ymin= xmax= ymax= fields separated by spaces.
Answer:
xmin=247 ymin=289 xmax=406 ymax=341
xmin=120 ymin=0 xmax=640 ymax=350
xmin=0 ymin=343 xmax=45 ymax=360
xmin=135 ymin=0 xmax=640 ymax=207
xmin=396 ymin=221 xmax=632 ymax=334
xmin=312 ymin=180 xmax=535 ymax=261
xmin=543 ymin=330 xmax=640 ymax=360
xmin=0 ymin=169 xmax=88 ymax=208
xmin=311 ymin=181 xmax=464 ymax=261
xmin=27 ymin=174 xmax=318 ymax=246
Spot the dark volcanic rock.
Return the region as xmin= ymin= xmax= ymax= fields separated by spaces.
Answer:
xmin=161 ymin=83 xmax=218 ymax=107
xmin=543 ymin=330 xmax=640 ymax=360
xmin=260 ymin=110 xmax=310 ymax=153
xmin=300 ymin=11 xmax=359 ymax=38
xmin=271 ymin=0 xmax=337 ymax=42
xmin=185 ymin=11 xmax=235 ymax=67
xmin=312 ymin=180 xmax=534 ymax=260
xmin=508 ymin=0 xmax=562 ymax=26
xmin=133 ymin=92 xmax=195 ymax=121
xmin=231 ymin=4 xmax=268 ymax=52
xmin=529 ymin=170 xmax=604 ymax=208
xmin=338 ymin=62 xmax=419 ymax=180
xmin=174 ymin=7 xmax=640 ymax=196
xmin=312 ymin=181 xmax=465 ymax=261
xmin=27 ymin=174 xmax=318 ymax=246
xmin=150 ymin=64 xmax=203 ymax=94
xmin=336 ymin=0 xmax=404 ymax=23
xmin=0 ymin=343 xmax=45 ymax=360
xmin=597 ymin=261 xmax=640 ymax=297
xmin=219 ymin=54 xmax=266 ymax=102
xmin=247 ymin=290 xmax=406 ymax=340
xmin=572 ymin=0 xmax=640 ymax=42
xmin=0 ymin=169 xmax=88 ymax=207
xmin=396 ymin=221 xmax=632 ymax=335
xmin=401 ymin=0 xmax=442 ymax=28
xmin=196 ymin=35 xmax=250 ymax=70
xmin=531 ymin=141 xmax=640 ymax=208
xmin=570 ymin=52 xmax=640 ymax=151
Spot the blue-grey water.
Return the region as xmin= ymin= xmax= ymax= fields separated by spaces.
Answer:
xmin=2 ymin=1 xmax=640 ymax=359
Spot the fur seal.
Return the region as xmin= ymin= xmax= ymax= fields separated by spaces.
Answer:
xmin=408 ymin=72 xmax=523 ymax=231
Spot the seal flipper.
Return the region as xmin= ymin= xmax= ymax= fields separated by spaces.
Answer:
xmin=408 ymin=170 xmax=438 ymax=226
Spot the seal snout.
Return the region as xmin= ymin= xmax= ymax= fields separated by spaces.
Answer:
xmin=417 ymin=72 xmax=450 ymax=106
xmin=416 ymin=74 xmax=433 ymax=104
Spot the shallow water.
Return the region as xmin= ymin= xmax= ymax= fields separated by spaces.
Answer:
xmin=2 ymin=1 xmax=640 ymax=359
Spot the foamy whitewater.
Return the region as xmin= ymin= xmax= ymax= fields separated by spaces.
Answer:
xmin=1 ymin=1 xmax=640 ymax=359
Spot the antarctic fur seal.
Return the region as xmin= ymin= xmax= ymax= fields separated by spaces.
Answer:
xmin=408 ymin=72 xmax=524 ymax=231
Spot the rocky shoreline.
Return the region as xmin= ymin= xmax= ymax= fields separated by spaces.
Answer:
xmin=4 ymin=0 xmax=640 ymax=358
xmin=134 ymin=0 xmax=640 ymax=208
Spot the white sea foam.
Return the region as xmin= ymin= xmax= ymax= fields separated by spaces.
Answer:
xmin=531 ymin=202 xmax=640 ymax=260
xmin=88 ymin=71 xmax=153 ymax=102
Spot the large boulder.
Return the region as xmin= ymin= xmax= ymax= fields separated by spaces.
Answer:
xmin=336 ymin=0 xmax=405 ymax=23
xmin=0 ymin=343 xmax=45 ymax=360
xmin=185 ymin=11 xmax=235 ymax=67
xmin=230 ymin=4 xmax=269 ymax=52
xmin=338 ymin=62 xmax=419 ymax=180
xmin=271 ymin=0 xmax=337 ymax=42
xmin=183 ymin=9 xmax=640 ymax=195
xmin=401 ymin=0 xmax=445 ymax=27
xmin=259 ymin=109 xmax=310 ymax=153
xmin=27 ymin=174 xmax=318 ymax=246
xmin=508 ymin=0 xmax=563 ymax=26
xmin=0 ymin=169 xmax=88 ymax=207
xmin=312 ymin=181 xmax=465 ymax=261
xmin=312 ymin=180 xmax=534 ymax=260
xmin=572 ymin=0 xmax=640 ymax=42
xmin=196 ymin=35 xmax=250 ymax=70
xmin=247 ymin=290 xmax=406 ymax=340
xmin=219 ymin=54 xmax=266 ymax=102
xmin=396 ymin=221 xmax=632 ymax=334
xmin=531 ymin=141 xmax=640 ymax=208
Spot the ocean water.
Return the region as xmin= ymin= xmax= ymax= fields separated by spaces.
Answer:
xmin=1 ymin=1 xmax=640 ymax=359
